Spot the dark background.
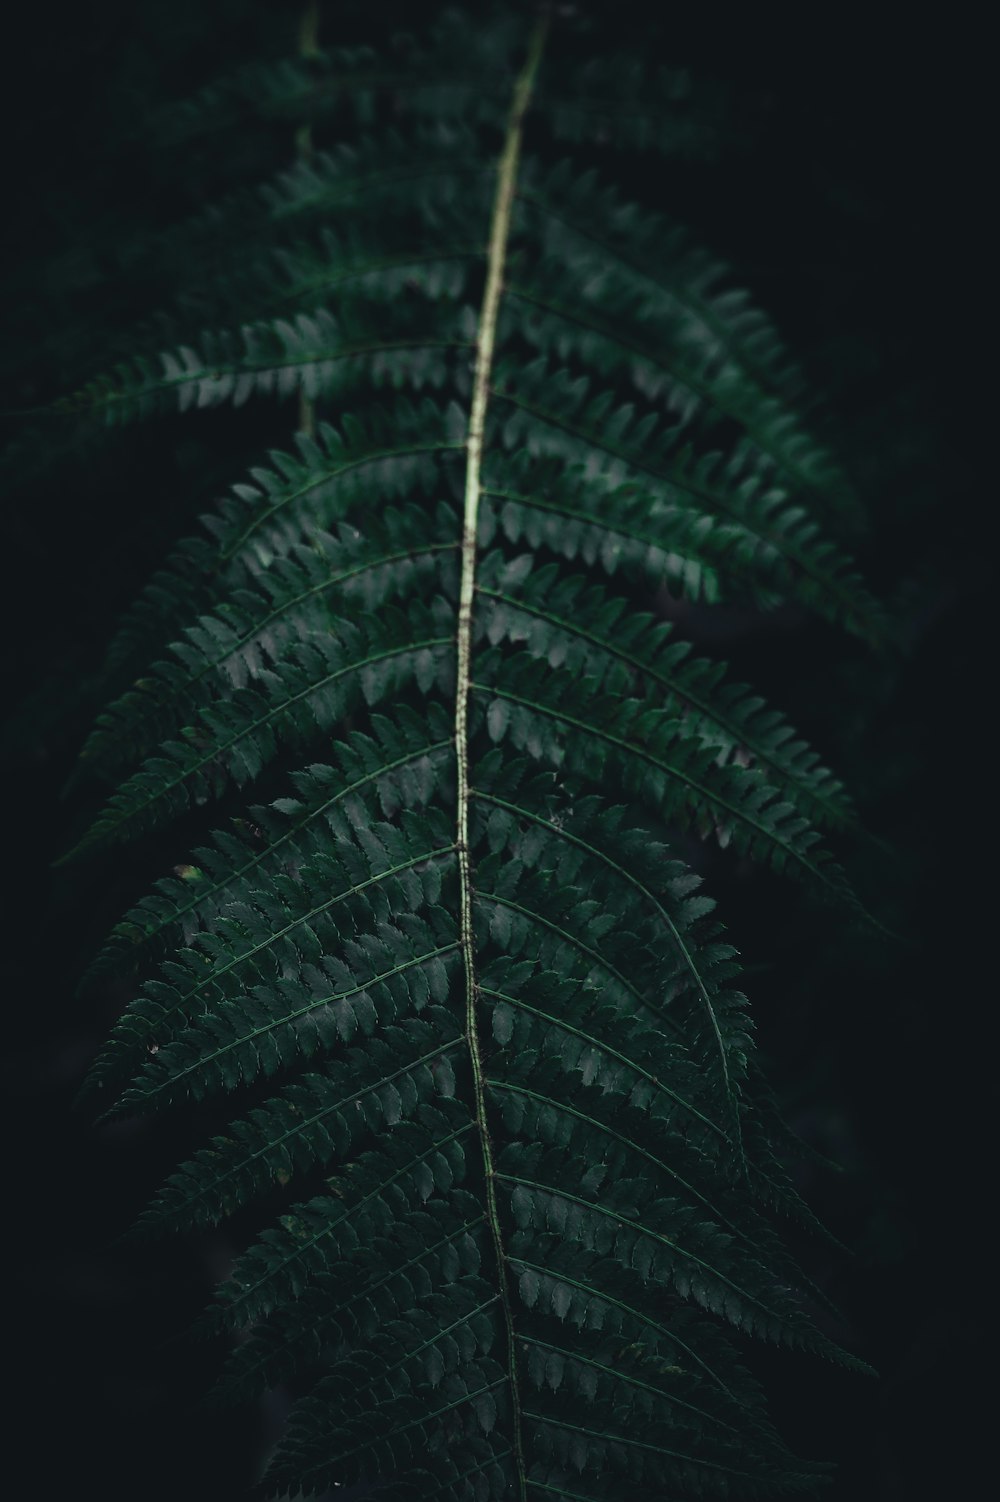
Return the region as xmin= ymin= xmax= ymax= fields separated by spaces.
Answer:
xmin=0 ymin=2 xmax=988 ymax=1497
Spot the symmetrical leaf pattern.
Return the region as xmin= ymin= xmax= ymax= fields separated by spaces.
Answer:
xmin=64 ymin=7 xmax=876 ymax=1498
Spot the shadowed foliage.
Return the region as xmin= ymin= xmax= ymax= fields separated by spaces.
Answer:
xmin=44 ymin=5 xmax=888 ymax=1497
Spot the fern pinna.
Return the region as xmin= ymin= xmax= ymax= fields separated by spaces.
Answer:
xmin=63 ymin=7 xmax=877 ymax=1498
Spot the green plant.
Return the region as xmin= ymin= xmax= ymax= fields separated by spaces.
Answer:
xmin=59 ymin=5 xmax=881 ymax=1496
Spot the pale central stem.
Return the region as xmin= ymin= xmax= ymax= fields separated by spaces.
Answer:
xmin=453 ymin=14 xmax=549 ymax=1498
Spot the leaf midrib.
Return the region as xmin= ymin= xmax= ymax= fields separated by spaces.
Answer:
xmin=452 ymin=19 xmax=550 ymax=1499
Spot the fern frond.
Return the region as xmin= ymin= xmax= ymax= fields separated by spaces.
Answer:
xmin=93 ymin=397 xmax=465 ymax=686
xmin=120 ymin=121 xmax=494 ymax=317
xmin=65 ymin=8 xmax=878 ymax=1497
xmin=505 ymin=256 xmax=858 ymax=524
xmin=490 ymin=359 xmax=881 ymax=639
xmin=165 ymin=221 xmax=484 ymax=336
xmin=60 ymin=301 xmax=469 ymax=428
xmin=475 ymin=553 xmax=853 ymax=829
xmin=70 ymin=598 xmax=456 ymax=857
xmin=515 ymin=158 xmax=865 ymax=529
xmin=152 ymin=12 xmax=522 ymax=146
xmin=82 ymin=504 xmax=460 ymax=778
xmin=82 ymin=706 xmax=455 ymax=988
xmin=518 ymin=158 xmax=804 ymax=402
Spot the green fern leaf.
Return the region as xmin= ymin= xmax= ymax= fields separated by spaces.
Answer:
xmin=63 ymin=8 xmax=879 ymax=1498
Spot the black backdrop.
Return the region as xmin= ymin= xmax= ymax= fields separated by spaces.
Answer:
xmin=0 ymin=3 xmax=988 ymax=1497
